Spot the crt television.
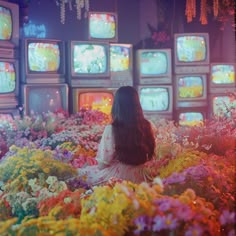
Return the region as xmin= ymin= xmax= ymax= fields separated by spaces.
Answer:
xmin=110 ymin=43 xmax=133 ymax=86
xmin=210 ymin=63 xmax=236 ymax=93
xmin=0 ymin=58 xmax=19 ymax=108
xmin=21 ymin=38 xmax=66 ymax=83
xmin=137 ymin=85 xmax=173 ymax=120
xmin=68 ymin=41 xmax=110 ymax=87
xmin=175 ymin=74 xmax=208 ymax=108
xmin=70 ymin=87 xmax=117 ymax=115
xmin=88 ymin=11 xmax=118 ymax=42
xmin=174 ymin=33 xmax=210 ymax=74
xmin=0 ymin=0 xmax=19 ymax=49
xmin=135 ymin=49 xmax=172 ymax=85
xmin=21 ymin=83 xmax=68 ymax=116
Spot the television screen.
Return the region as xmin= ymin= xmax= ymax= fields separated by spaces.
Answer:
xmin=0 ymin=61 xmax=15 ymax=93
xmin=211 ymin=64 xmax=235 ymax=85
xmin=174 ymin=33 xmax=210 ymax=74
xmin=109 ymin=43 xmax=133 ymax=86
xmin=28 ymin=42 xmax=60 ymax=72
xmin=0 ymin=1 xmax=19 ymax=47
xmin=0 ymin=5 xmax=12 ymax=40
xmin=175 ymin=74 xmax=207 ymax=107
xmin=141 ymin=51 xmax=168 ymax=75
xmin=23 ymin=84 xmax=68 ymax=115
xmin=179 ymin=112 xmax=204 ymax=126
xmin=71 ymin=88 xmax=117 ymax=114
xmin=178 ymin=76 xmax=204 ymax=98
xmin=176 ymin=35 xmax=207 ymax=63
xmin=140 ymin=87 xmax=170 ymax=111
xmin=136 ymin=49 xmax=172 ymax=85
xmin=22 ymin=39 xmax=66 ymax=83
xmin=72 ymin=43 xmax=108 ymax=74
xmin=88 ymin=12 xmax=118 ymax=41
xmin=110 ymin=44 xmax=130 ymax=72
xmin=0 ymin=59 xmax=18 ymax=108
xmin=212 ymin=95 xmax=236 ymax=117
xmin=79 ymin=92 xmax=113 ymax=115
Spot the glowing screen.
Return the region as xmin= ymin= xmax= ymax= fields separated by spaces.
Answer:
xmin=110 ymin=45 xmax=130 ymax=72
xmin=89 ymin=13 xmax=116 ymax=39
xmin=0 ymin=6 xmax=12 ymax=40
xmin=28 ymin=87 xmax=63 ymax=114
xmin=0 ymin=62 xmax=15 ymax=93
xmin=79 ymin=92 xmax=113 ymax=115
xmin=211 ymin=64 xmax=235 ymax=84
xmin=140 ymin=87 xmax=169 ymax=111
xmin=176 ymin=36 xmax=207 ymax=62
xmin=28 ymin=42 xmax=60 ymax=72
xmin=213 ymin=95 xmax=236 ymax=117
xmin=178 ymin=76 xmax=203 ymax=98
xmin=179 ymin=112 xmax=204 ymax=126
xmin=141 ymin=52 xmax=168 ymax=75
xmin=73 ymin=44 xmax=107 ymax=74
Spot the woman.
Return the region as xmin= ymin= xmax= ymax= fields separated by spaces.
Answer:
xmin=78 ymin=86 xmax=156 ymax=185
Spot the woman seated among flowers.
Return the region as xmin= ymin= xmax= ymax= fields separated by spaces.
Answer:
xmin=77 ymin=86 xmax=156 ymax=186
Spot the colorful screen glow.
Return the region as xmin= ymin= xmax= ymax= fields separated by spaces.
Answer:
xmin=110 ymin=45 xmax=130 ymax=72
xmin=73 ymin=44 xmax=107 ymax=74
xmin=176 ymin=36 xmax=207 ymax=62
xmin=28 ymin=42 xmax=60 ymax=72
xmin=179 ymin=112 xmax=204 ymax=126
xmin=211 ymin=64 xmax=235 ymax=84
xmin=178 ymin=76 xmax=203 ymax=98
xmin=0 ymin=62 xmax=15 ymax=93
xmin=79 ymin=92 xmax=113 ymax=115
xmin=0 ymin=6 xmax=12 ymax=40
xmin=141 ymin=52 xmax=168 ymax=75
xmin=89 ymin=13 xmax=116 ymax=39
xmin=140 ymin=87 xmax=169 ymax=111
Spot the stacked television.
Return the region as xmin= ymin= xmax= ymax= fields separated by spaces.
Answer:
xmin=135 ymin=48 xmax=173 ymax=120
xmin=0 ymin=0 xmax=20 ymax=123
xmin=208 ymin=63 xmax=236 ymax=119
xmin=68 ymin=11 xmax=134 ymax=115
xmin=173 ymin=33 xmax=210 ymax=126
xmin=20 ymin=38 xmax=69 ymax=116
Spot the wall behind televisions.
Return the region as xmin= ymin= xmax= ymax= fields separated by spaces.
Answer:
xmin=19 ymin=0 xmax=235 ymax=63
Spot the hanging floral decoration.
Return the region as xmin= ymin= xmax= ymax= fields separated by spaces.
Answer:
xmin=185 ymin=0 xmax=196 ymax=23
xmin=55 ymin=0 xmax=90 ymax=24
xmin=147 ymin=22 xmax=172 ymax=49
xmin=185 ymin=0 xmax=235 ymax=29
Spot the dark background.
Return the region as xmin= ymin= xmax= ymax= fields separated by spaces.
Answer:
xmin=7 ymin=0 xmax=235 ymax=63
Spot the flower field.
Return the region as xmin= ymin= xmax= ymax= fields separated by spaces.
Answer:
xmin=0 ymin=108 xmax=235 ymax=235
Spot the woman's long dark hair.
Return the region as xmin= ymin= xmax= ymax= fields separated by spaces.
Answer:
xmin=111 ymin=86 xmax=155 ymax=165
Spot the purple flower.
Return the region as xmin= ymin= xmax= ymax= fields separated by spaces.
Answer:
xmin=185 ymin=224 xmax=203 ymax=236
xmin=175 ymin=204 xmax=193 ymax=221
xmin=154 ymin=198 xmax=172 ymax=212
xmin=152 ymin=215 xmax=166 ymax=232
xmin=220 ymin=210 xmax=235 ymax=225
xmin=133 ymin=216 xmax=148 ymax=235
xmin=163 ymin=214 xmax=178 ymax=230
xmin=163 ymin=172 xmax=186 ymax=185
xmin=159 ymin=201 xmax=171 ymax=212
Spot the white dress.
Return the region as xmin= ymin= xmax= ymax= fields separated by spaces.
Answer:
xmin=77 ymin=125 xmax=153 ymax=186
